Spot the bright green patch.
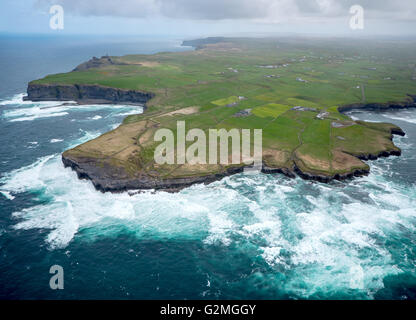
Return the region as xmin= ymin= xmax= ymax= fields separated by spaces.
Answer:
xmin=252 ymin=103 xmax=292 ymax=118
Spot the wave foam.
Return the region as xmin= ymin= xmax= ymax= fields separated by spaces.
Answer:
xmin=385 ymin=115 xmax=416 ymax=124
xmin=1 ymin=94 xmax=143 ymax=122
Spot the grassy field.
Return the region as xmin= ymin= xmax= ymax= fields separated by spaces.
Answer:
xmin=33 ymin=37 xmax=416 ymax=181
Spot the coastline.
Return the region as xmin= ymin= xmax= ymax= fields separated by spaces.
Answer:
xmin=338 ymin=94 xmax=416 ymax=113
xmin=24 ymin=83 xmax=154 ymax=105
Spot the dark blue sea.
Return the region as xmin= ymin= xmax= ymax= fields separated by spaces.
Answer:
xmin=1 ymin=34 xmax=416 ymax=299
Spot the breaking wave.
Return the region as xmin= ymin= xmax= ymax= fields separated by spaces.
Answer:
xmin=384 ymin=114 xmax=416 ymax=124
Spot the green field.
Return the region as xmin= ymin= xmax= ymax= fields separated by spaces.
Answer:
xmin=33 ymin=37 xmax=416 ymax=183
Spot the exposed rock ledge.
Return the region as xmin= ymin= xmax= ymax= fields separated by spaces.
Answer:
xmin=62 ymin=152 xmax=301 ymax=193
xmin=24 ymin=83 xmax=154 ymax=105
xmin=62 ymin=125 xmax=404 ymax=193
xmin=62 ymin=154 xmax=247 ymax=193
xmin=292 ymin=147 xmax=403 ymax=184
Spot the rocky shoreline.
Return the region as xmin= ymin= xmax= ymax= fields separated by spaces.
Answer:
xmin=62 ymin=142 xmax=404 ymax=193
xmin=25 ymin=82 xmax=412 ymax=193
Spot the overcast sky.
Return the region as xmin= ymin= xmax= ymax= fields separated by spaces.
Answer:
xmin=1 ymin=0 xmax=415 ymax=37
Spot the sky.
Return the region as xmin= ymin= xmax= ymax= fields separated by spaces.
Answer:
xmin=1 ymin=0 xmax=416 ymax=37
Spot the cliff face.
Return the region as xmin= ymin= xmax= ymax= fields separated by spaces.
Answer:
xmin=24 ymin=83 xmax=154 ymax=104
xmin=62 ymin=153 xmax=246 ymax=193
xmin=338 ymin=95 xmax=416 ymax=113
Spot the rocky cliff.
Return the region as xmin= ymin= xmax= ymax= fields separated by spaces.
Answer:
xmin=73 ymin=56 xmax=128 ymax=72
xmin=24 ymin=83 xmax=154 ymax=104
xmin=338 ymin=94 xmax=416 ymax=113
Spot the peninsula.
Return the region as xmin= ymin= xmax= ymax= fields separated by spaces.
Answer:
xmin=25 ymin=37 xmax=416 ymax=192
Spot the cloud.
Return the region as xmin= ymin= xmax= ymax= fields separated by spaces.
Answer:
xmin=157 ymin=0 xmax=272 ymax=20
xmin=35 ymin=0 xmax=416 ymax=22
xmin=35 ymin=0 xmax=159 ymax=18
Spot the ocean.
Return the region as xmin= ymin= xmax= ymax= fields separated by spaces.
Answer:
xmin=0 ymin=34 xmax=416 ymax=300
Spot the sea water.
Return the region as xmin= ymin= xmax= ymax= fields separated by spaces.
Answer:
xmin=0 ymin=35 xmax=415 ymax=299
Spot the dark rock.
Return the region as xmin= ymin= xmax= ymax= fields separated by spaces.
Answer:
xmin=338 ymin=95 xmax=416 ymax=113
xmin=24 ymin=83 xmax=154 ymax=104
xmin=62 ymin=153 xmax=246 ymax=193
xmin=355 ymin=148 xmax=402 ymax=161
xmin=262 ymin=166 xmax=296 ymax=178
xmin=293 ymin=164 xmax=370 ymax=184
xmin=391 ymin=127 xmax=406 ymax=136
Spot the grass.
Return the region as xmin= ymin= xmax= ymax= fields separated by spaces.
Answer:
xmin=252 ymin=104 xmax=293 ymax=118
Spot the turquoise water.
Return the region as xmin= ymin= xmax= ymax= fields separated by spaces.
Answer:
xmin=0 ymin=35 xmax=416 ymax=299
